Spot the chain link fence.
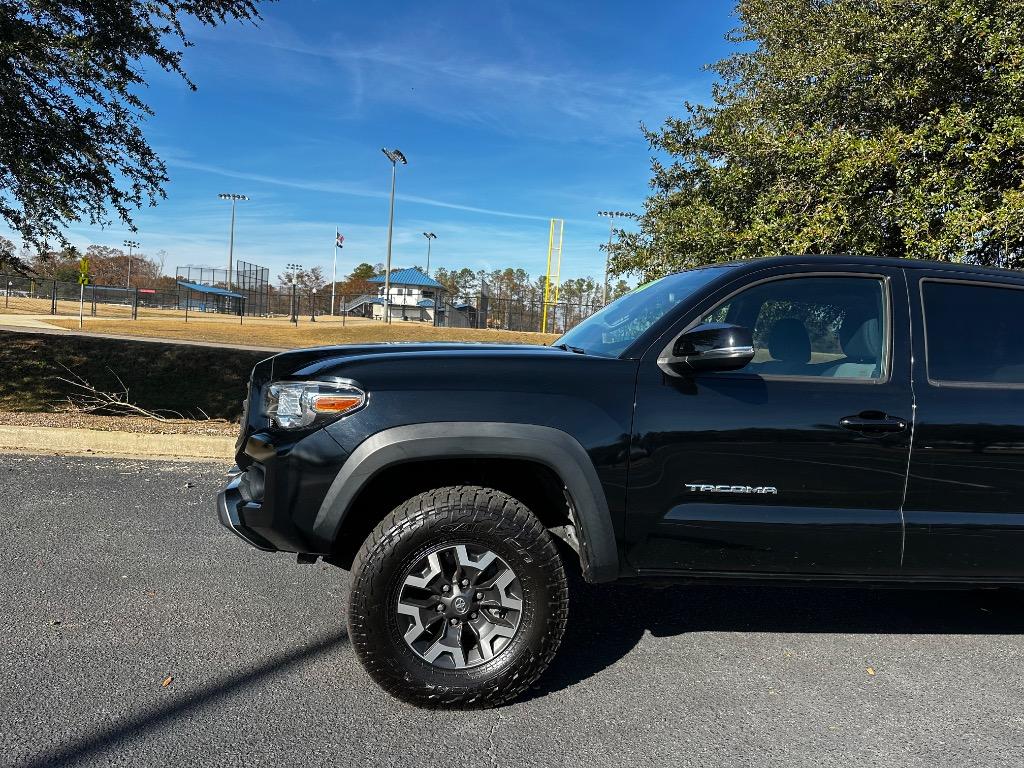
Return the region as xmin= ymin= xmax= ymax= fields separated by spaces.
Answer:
xmin=435 ymin=294 xmax=603 ymax=334
xmin=269 ymin=290 xmax=603 ymax=333
xmin=1 ymin=275 xmax=56 ymax=315
xmin=1 ymin=270 xmax=605 ymax=334
xmin=0 ymin=271 xmax=241 ymax=320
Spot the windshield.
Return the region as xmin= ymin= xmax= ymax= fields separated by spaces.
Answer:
xmin=554 ymin=266 xmax=735 ymax=357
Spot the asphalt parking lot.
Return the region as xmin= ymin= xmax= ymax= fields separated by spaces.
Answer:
xmin=3 ymin=453 xmax=1023 ymax=767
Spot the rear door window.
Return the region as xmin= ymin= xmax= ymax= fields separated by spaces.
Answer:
xmin=923 ymin=280 xmax=1024 ymax=385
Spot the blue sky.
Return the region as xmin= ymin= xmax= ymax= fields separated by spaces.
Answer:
xmin=8 ymin=0 xmax=738 ymax=283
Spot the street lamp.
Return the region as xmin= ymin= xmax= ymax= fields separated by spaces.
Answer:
xmin=597 ymin=211 xmax=632 ymax=304
xmin=422 ymin=232 xmax=437 ymax=275
xmin=286 ymin=262 xmax=302 ymax=325
xmin=381 ymin=148 xmax=408 ymax=324
xmin=310 ymin=288 xmax=317 ymax=322
xmin=218 ymin=193 xmax=249 ymax=290
xmin=123 ymin=239 xmax=140 ymax=289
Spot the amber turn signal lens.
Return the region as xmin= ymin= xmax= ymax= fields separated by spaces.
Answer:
xmin=311 ymin=394 xmax=363 ymax=414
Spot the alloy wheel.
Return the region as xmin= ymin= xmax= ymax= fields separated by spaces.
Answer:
xmin=396 ymin=543 xmax=524 ymax=669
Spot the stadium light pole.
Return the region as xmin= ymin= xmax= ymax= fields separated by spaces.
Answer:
xmin=123 ymin=239 xmax=140 ymax=289
xmin=597 ymin=211 xmax=632 ymax=305
xmin=422 ymin=232 xmax=437 ymax=275
xmin=287 ymin=262 xmax=302 ymax=325
xmin=218 ymin=193 xmax=249 ymax=290
xmin=381 ymin=148 xmax=407 ymax=324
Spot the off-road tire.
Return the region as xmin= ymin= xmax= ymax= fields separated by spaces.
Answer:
xmin=348 ymin=485 xmax=569 ymax=708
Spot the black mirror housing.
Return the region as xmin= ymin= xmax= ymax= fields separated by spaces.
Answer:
xmin=658 ymin=322 xmax=755 ymax=376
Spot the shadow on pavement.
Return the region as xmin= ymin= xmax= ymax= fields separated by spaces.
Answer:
xmin=529 ymin=581 xmax=1024 ymax=700
xmin=19 ymin=630 xmax=349 ymax=768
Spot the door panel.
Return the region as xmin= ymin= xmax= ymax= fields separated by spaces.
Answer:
xmin=903 ymin=274 xmax=1024 ymax=578
xmin=627 ymin=268 xmax=912 ymax=576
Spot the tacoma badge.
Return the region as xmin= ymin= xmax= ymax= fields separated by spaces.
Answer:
xmin=686 ymin=484 xmax=778 ymax=495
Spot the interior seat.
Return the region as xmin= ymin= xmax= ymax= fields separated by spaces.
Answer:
xmin=756 ymin=318 xmax=812 ymax=375
xmin=822 ymin=311 xmax=882 ymax=379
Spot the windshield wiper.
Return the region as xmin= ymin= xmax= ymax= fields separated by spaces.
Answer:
xmin=554 ymin=343 xmax=586 ymax=354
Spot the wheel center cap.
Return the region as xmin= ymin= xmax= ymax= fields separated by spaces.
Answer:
xmin=451 ymin=595 xmax=469 ymax=614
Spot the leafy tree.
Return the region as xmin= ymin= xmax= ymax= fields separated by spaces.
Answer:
xmin=617 ymin=0 xmax=1024 ymax=280
xmin=276 ymin=265 xmax=325 ymax=294
xmin=558 ymin=276 xmax=601 ymax=306
xmin=28 ymin=243 xmax=162 ymax=286
xmin=432 ymin=267 xmax=458 ymax=295
xmin=610 ymin=278 xmax=632 ymax=300
xmin=331 ymin=262 xmax=378 ymax=297
xmin=455 ymin=268 xmax=479 ymax=297
xmin=0 ymin=235 xmax=29 ymax=273
xmin=301 ymin=265 xmax=326 ymax=293
xmin=28 ymin=247 xmax=79 ymax=282
xmin=0 ymin=0 xmax=266 ymax=251
xmin=350 ymin=263 xmax=377 ymax=282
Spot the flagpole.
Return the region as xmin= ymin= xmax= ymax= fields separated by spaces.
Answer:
xmin=331 ymin=227 xmax=338 ymax=316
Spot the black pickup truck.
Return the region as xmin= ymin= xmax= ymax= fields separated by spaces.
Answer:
xmin=218 ymin=254 xmax=1024 ymax=707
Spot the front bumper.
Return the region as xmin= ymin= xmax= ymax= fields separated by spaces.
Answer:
xmin=217 ymin=472 xmax=278 ymax=551
xmin=217 ymin=466 xmax=316 ymax=553
xmin=218 ymin=425 xmax=349 ymax=554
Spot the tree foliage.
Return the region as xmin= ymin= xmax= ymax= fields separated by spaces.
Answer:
xmin=0 ymin=0 xmax=265 ymax=250
xmin=276 ymin=265 xmax=325 ymax=294
xmin=616 ymin=0 xmax=1024 ymax=280
xmin=327 ymin=262 xmax=378 ymax=297
xmin=0 ymin=234 xmax=28 ymax=273
xmin=29 ymin=243 xmax=165 ymax=286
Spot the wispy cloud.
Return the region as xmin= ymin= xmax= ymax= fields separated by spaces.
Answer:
xmin=169 ymin=158 xmax=554 ymax=222
xmin=261 ymin=39 xmax=693 ymax=141
xmin=199 ymin=14 xmax=699 ymax=144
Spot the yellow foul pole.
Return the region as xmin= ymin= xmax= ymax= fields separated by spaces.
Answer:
xmin=541 ymin=218 xmax=564 ymax=334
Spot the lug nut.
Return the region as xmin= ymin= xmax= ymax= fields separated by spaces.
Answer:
xmin=449 ymin=618 xmax=460 ymax=626
xmin=475 ymin=592 xmax=482 ymax=600
xmin=442 ymin=585 xmax=451 ymax=593
xmin=470 ymin=612 xmax=477 ymax=620
xmin=460 ymin=579 xmax=469 ymax=587
xmin=436 ymin=604 xmax=444 ymax=612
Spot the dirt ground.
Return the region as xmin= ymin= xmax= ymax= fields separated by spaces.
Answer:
xmin=0 ymin=409 xmax=238 ymax=435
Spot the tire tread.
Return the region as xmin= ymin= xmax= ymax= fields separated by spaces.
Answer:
xmin=348 ymin=485 xmax=568 ymax=708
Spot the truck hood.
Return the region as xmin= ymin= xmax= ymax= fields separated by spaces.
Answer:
xmin=267 ymin=342 xmax=569 ymax=380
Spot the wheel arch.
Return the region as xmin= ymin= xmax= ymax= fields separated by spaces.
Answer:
xmin=314 ymin=422 xmax=619 ymax=582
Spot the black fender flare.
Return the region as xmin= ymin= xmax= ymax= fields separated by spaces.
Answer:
xmin=313 ymin=422 xmax=619 ymax=582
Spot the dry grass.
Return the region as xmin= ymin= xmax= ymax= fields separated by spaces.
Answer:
xmin=0 ymin=330 xmax=266 ymax=417
xmin=47 ymin=315 xmax=558 ymax=348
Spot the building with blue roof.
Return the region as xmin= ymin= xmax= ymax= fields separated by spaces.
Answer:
xmin=366 ymin=267 xmax=446 ymax=322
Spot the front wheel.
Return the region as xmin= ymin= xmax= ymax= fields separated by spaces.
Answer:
xmin=347 ymin=486 xmax=569 ymax=708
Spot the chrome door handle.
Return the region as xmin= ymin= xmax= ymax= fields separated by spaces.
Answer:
xmin=839 ymin=413 xmax=908 ymax=434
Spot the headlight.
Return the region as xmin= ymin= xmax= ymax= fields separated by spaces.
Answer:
xmin=265 ymin=381 xmax=365 ymax=429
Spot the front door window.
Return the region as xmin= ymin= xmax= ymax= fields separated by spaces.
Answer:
xmin=701 ymin=276 xmax=887 ymax=380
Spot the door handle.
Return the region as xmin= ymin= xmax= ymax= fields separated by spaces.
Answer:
xmin=839 ymin=412 xmax=908 ymax=434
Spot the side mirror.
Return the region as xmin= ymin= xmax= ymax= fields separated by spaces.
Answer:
xmin=658 ymin=322 xmax=755 ymax=377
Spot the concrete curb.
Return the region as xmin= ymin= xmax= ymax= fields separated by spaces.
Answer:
xmin=0 ymin=425 xmax=235 ymax=461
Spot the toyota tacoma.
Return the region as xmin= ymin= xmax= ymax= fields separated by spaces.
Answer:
xmin=218 ymin=254 xmax=1024 ymax=707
